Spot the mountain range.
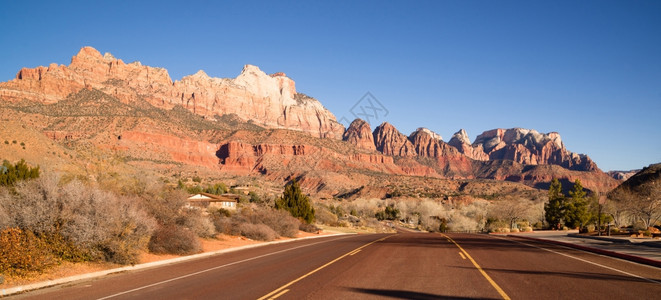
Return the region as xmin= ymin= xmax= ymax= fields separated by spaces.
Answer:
xmin=0 ymin=47 xmax=620 ymax=198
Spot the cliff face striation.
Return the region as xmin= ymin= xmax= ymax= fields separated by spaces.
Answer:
xmin=0 ymin=47 xmax=620 ymax=195
xmin=0 ymin=46 xmax=344 ymax=138
xmin=470 ymin=128 xmax=599 ymax=171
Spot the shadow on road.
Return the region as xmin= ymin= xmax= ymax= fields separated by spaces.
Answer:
xmin=347 ymin=287 xmax=500 ymax=300
xmin=451 ymin=266 xmax=658 ymax=285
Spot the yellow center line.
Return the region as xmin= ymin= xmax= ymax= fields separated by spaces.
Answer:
xmin=267 ymin=289 xmax=289 ymax=300
xmin=441 ymin=233 xmax=511 ymax=300
xmin=459 ymin=252 xmax=466 ymax=260
xmin=257 ymin=235 xmax=394 ymax=300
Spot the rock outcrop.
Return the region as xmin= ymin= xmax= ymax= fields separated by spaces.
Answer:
xmin=463 ymin=128 xmax=599 ymax=171
xmin=0 ymin=46 xmax=344 ymax=138
xmin=408 ymin=128 xmax=448 ymax=158
xmin=216 ymin=140 xmax=403 ymax=176
xmin=407 ymin=128 xmax=474 ymax=178
xmin=473 ymin=160 xmax=618 ymax=193
xmin=448 ymin=129 xmax=489 ymax=161
xmin=372 ymin=122 xmax=416 ymax=157
xmin=343 ymin=119 xmax=376 ymax=151
xmin=607 ymin=170 xmax=639 ymax=181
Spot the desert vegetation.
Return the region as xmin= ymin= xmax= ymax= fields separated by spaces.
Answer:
xmin=543 ymin=176 xmax=660 ymax=235
xmin=313 ymin=195 xmax=544 ymax=233
xmin=0 ymin=174 xmax=156 ymax=276
xmin=0 ymin=160 xmax=318 ymax=278
xmin=607 ymin=171 xmax=661 ymax=235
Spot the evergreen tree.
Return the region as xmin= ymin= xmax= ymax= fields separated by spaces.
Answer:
xmin=544 ymin=178 xmax=565 ymax=229
xmin=0 ymin=159 xmax=40 ymax=187
xmin=275 ymin=179 xmax=315 ymax=224
xmin=565 ymin=179 xmax=591 ymax=230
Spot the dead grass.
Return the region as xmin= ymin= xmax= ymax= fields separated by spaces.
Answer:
xmin=0 ymin=230 xmax=332 ymax=289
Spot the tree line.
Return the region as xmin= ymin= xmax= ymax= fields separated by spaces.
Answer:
xmin=544 ymin=178 xmax=611 ymax=231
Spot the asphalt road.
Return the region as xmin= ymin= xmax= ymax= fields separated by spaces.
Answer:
xmin=12 ymin=232 xmax=661 ymax=299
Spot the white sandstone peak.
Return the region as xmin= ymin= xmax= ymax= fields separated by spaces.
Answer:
xmin=451 ymin=129 xmax=471 ymax=144
xmin=414 ymin=127 xmax=443 ymax=141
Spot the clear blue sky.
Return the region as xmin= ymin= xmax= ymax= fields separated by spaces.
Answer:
xmin=1 ymin=1 xmax=659 ymax=171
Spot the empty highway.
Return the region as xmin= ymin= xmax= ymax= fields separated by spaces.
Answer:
xmin=12 ymin=232 xmax=661 ymax=299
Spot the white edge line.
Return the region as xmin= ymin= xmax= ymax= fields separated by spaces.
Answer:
xmin=491 ymin=235 xmax=661 ymax=285
xmin=1 ymin=233 xmax=356 ymax=297
xmin=97 ymin=234 xmax=358 ymax=300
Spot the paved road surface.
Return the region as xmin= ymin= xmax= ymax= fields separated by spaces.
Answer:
xmin=12 ymin=232 xmax=661 ymax=299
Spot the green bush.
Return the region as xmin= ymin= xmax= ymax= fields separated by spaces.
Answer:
xmin=204 ymin=183 xmax=227 ymax=195
xmin=275 ymin=179 xmax=315 ymax=224
xmin=375 ymin=205 xmax=400 ymax=221
xmin=0 ymin=159 xmax=40 ymax=187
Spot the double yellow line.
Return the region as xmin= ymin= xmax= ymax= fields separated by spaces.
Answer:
xmin=441 ymin=233 xmax=511 ymax=300
xmin=258 ymin=235 xmax=393 ymax=300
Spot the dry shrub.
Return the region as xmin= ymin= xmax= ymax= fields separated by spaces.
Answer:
xmin=141 ymin=186 xmax=216 ymax=241
xmin=211 ymin=206 xmax=299 ymax=239
xmin=299 ymin=222 xmax=319 ymax=233
xmin=315 ymin=206 xmax=339 ymax=226
xmin=0 ymin=228 xmax=56 ymax=276
xmin=0 ymin=176 xmax=156 ymax=265
xmin=211 ymin=211 xmax=234 ymax=235
xmin=141 ymin=188 xmax=189 ymax=225
xmin=246 ymin=208 xmax=299 ymax=238
xmin=149 ymin=225 xmax=202 ymax=255
xmin=179 ymin=209 xmax=216 ymax=238
xmin=238 ymin=223 xmax=278 ymax=241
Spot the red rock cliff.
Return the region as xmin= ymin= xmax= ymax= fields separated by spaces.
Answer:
xmin=0 ymin=47 xmax=344 ymax=139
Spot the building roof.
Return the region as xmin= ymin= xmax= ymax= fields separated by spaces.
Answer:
xmin=187 ymin=193 xmax=240 ymax=202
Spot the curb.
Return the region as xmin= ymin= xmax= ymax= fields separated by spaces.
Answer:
xmin=1 ymin=232 xmax=354 ymax=297
xmin=565 ymin=233 xmax=661 ymax=248
xmin=509 ymin=234 xmax=661 ymax=269
xmin=566 ymin=233 xmax=632 ymax=244
xmin=641 ymin=241 xmax=661 ymax=249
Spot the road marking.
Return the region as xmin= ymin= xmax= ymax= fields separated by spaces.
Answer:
xmin=268 ymin=289 xmax=289 ymax=299
xmin=258 ymin=235 xmax=394 ymax=300
xmin=441 ymin=234 xmax=511 ymax=300
xmin=499 ymin=236 xmax=661 ymax=285
xmin=459 ymin=252 xmax=466 ymax=260
xmin=96 ymin=235 xmax=356 ymax=300
xmin=349 ymin=249 xmax=361 ymax=256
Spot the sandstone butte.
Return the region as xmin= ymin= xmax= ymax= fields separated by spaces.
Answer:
xmin=0 ymin=46 xmax=345 ymax=139
xmin=0 ymin=46 xmax=617 ymax=192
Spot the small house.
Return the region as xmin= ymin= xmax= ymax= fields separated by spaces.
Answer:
xmin=186 ymin=192 xmax=239 ymax=210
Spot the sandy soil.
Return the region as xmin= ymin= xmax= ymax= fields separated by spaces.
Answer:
xmin=1 ymin=231 xmax=330 ymax=289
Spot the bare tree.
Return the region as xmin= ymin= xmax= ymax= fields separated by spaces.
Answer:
xmin=490 ymin=197 xmax=531 ymax=229
xmin=609 ymin=180 xmax=661 ymax=229
xmin=634 ymin=180 xmax=661 ymax=228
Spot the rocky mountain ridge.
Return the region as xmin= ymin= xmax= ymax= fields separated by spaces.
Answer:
xmin=344 ymin=121 xmax=600 ymax=173
xmin=0 ymin=47 xmax=620 ymax=196
xmin=0 ymin=46 xmax=344 ymax=138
